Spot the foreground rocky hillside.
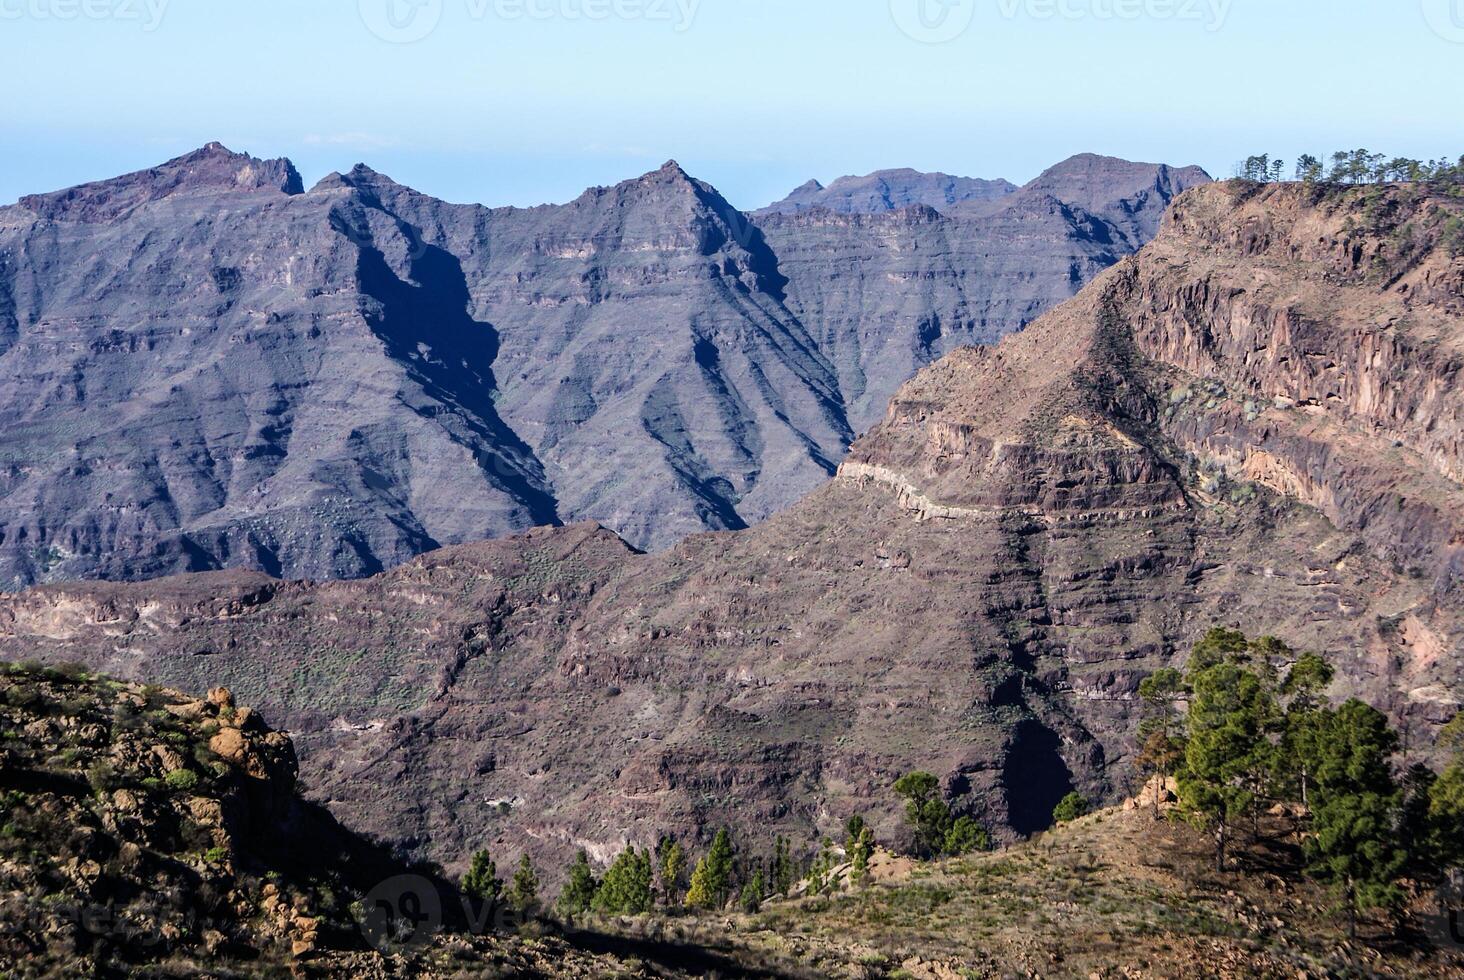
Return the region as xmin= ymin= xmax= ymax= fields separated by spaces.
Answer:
xmin=0 ymin=662 xmax=783 ymax=978
xmin=4 ymin=666 xmax=1459 ymax=977
xmin=0 ymin=179 xmax=1458 ymax=887
xmin=0 ymin=146 xmax=1204 ymax=586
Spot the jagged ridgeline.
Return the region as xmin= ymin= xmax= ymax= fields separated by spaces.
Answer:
xmin=0 ymin=145 xmax=1206 ymax=585
xmin=1 ymin=177 xmax=1460 ymax=892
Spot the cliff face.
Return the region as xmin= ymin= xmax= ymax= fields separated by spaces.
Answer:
xmin=0 ymin=144 xmax=558 ymax=587
xmin=0 ymin=148 xmax=1204 ymax=585
xmin=1126 ymin=182 xmax=1464 ymax=589
xmin=759 ymin=194 xmax=1134 ymax=432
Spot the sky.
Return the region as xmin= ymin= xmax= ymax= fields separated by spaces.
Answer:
xmin=3 ymin=0 xmax=1463 ymax=211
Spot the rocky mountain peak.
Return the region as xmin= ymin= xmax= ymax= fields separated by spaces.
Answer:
xmin=309 ymin=162 xmax=419 ymax=206
xmin=990 ymin=153 xmax=1212 ymax=242
xmin=760 ymin=167 xmax=1017 ymax=216
xmin=16 ymin=142 xmax=304 ymax=222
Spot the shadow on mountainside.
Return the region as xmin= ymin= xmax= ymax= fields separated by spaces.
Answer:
xmin=349 ymin=217 xmax=561 ymax=529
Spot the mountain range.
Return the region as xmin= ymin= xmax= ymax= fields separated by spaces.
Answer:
xmin=4 ymin=178 xmax=1458 ymax=879
xmin=0 ymin=145 xmax=1208 ymax=586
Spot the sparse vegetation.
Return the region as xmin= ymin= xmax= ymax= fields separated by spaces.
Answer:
xmin=1052 ymin=792 xmax=1091 ymax=824
xmin=1238 ymin=149 xmax=1464 ymax=187
xmin=894 ymin=771 xmax=990 ymax=858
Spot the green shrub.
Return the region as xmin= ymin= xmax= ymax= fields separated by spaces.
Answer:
xmin=164 ymin=770 xmax=199 ymax=792
xmin=86 ymin=761 xmax=121 ymax=794
xmin=1052 ymin=792 xmax=1092 ymax=825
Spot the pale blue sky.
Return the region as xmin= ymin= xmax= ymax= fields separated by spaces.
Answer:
xmin=3 ymin=0 xmax=1462 ymax=210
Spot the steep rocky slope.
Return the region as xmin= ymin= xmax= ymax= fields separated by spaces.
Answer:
xmin=0 ymin=147 xmax=1203 ymax=583
xmin=0 ymin=143 xmax=558 ymax=587
xmin=336 ymin=160 xmax=852 ymax=549
xmin=952 ymin=152 xmax=1214 ymax=243
xmin=758 ymin=155 xmax=1211 ymax=430
xmin=0 ymin=180 xmax=1456 ymax=882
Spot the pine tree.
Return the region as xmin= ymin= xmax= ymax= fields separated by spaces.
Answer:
xmin=1306 ymin=700 xmax=1406 ymax=938
xmin=771 ymin=836 xmax=796 ymax=897
xmin=656 ymin=838 xmax=687 ymax=906
xmin=556 ymin=850 xmax=599 ymax=917
xmin=893 ymin=771 xmax=948 ymax=858
xmin=1177 ymin=658 xmax=1277 ymax=871
xmin=1430 ymin=764 xmax=1464 ymax=870
xmin=507 ymin=853 xmax=539 ymax=919
xmin=1295 ymin=154 xmax=1323 ymax=184
xmin=1188 ymin=627 xmax=1250 ymax=673
xmin=850 ymin=827 xmax=874 ymax=885
xmin=1137 ymin=668 xmax=1188 ymax=817
xmin=1429 ymin=714 xmax=1464 ymax=870
xmin=1400 ymin=763 xmax=1439 ymax=874
xmin=592 ymin=846 xmax=654 ymax=915
xmin=686 ymin=829 xmax=735 ymax=909
xmin=462 ymin=848 xmax=503 ymax=907
xmin=1278 ymin=652 xmax=1335 ymax=809
xmin=741 ymin=868 xmax=766 ymax=913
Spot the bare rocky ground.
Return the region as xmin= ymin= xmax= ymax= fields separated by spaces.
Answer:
xmin=0 ymin=179 xmax=1459 ymax=903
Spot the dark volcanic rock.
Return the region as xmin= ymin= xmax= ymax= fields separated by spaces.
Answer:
xmin=3 ymin=181 xmax=1458 ymax=883
xmin=758 ymin=191 xmax=1137 ymax=431
xmin=758 ymin=168 xmax=1017 ymax=216
xmin=341 ymin=160 xmax=853 ymax=549
xmin=0 ymin=147 xmax=1206 ymax=584
xmin=0 ymin=145 xmax=555 ymax=586
xmin=19 ymin=142 xmax=305 ymax=223
xmin=955 ymin=153 xmax=1213 ymax=245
